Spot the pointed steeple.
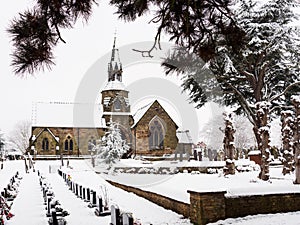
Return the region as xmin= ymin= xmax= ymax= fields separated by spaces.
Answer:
xmin=108 ymin=34 xmax=122 ymax=82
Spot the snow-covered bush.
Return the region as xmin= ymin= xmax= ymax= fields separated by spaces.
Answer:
xmin=94 ymin=121 xmax=129 ymax=167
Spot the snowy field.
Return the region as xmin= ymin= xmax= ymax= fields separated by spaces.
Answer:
xmin=102 ymin=159 xmax=300 ymax=203
xmin=1 ymin=159 xmax=300 ymax=224
xmin=0 ymin=160 xmax=191 ymax=225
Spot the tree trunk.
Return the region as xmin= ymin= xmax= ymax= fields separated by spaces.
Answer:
xmin=256 ymin=102 xmax=271 ymax=181
xmin=292 ymin=97 xmax=300 ymax=184
xmin=223 ymin=112 xmax=235 ymax=175
xmin=281 ymin=110 xmax=294 ymax=175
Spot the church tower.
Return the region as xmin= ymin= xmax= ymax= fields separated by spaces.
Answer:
xmin=101 ymin=37 xmax=134 ymax=146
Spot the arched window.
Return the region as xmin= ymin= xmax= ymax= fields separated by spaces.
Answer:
xmin=64 ymin=136 xmax=73 ymax=151
xmin=42 ymin=138 xmax=49 ymax=151
xmin=69 ymin=140 xmax=73 ymax=151
xmin=149 ymin=117 xmax=165 ymax=150
xmin=64 ymin=140 xmax=69 ymax=151
xmin=114 ymin=98 xmax=121 ymax=111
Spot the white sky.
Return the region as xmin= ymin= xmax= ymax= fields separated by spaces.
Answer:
xmin=0 ymin=1 xmax=286 ymax=145
xmin=0 ymin=1 xmax=216 ymax=143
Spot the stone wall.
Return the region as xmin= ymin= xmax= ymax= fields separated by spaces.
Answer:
xmin=188 ymin=191 xmax=226 ymax=225
xmin=188 ymin=191 xmax=300 ymax=225
xmin=225 ymin=193 xmax=300 ymax=218
xmin=31 ymin=127 xmax=105 ymax=156
xmin=106 ymin=181 xmax=300 ymax=225
xmin=107 ymin=180 xmax=190 ymax=218
xmin=133 ymin=100 xmax=178 ymax=155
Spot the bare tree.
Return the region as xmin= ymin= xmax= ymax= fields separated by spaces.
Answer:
xmin=199 ymin=111 xmax=255 ymax=152
xmin=8 ymin=120 xmax=31 ymax=154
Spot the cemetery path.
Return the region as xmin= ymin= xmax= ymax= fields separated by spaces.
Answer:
xmin=7 ymin=171 xmax=48 ymax=225
xmin=3 ymin=160 xmax=192 ymax=225
xmin=39 ymin=164 xmax=111 ymax=225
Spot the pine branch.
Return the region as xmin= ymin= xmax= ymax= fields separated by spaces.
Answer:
xmin=270 ymin=81 xmax=300 ymax=102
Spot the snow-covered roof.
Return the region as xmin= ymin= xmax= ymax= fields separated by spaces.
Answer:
xmin=32 ymin=127 xmax=59 ymax=143
xmin=7 ymin=149 xmax=23 ymax=156
xmin=102 ymin=80 xmax=127 ymax=91
xmin=33 ymin=102 xmax=106 ymax=128
xmin=131 ymin=101 xmax=154 ymax=127
xmin=131 ymin=99 xmax=180 ymax=128
xmin=248 ymin=150 xmax=261 ymax=156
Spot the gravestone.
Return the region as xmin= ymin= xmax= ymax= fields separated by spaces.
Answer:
xmin=88 ymin=190 xmax=97 ymax=208
xmin=46 ymin=196 xmax=52 ymax=217
xmin=75 ymin=184 xmax=79 ymax=196
xmin=83 ymin=187 xmax=86 ymax=200
xmin=94 ymin=197 xmax=103 ymax=216
xmin=86 ymin=188 xmax=90 ymax=202
xmin=79 ymin=185 xmax=82 ymax=198
xmin=92 ymin=191 xmax=97 ymax=206
xmin=51 ymin=210 xmax=58 ymax=225
xmin=122 ymin=213 xmax=134 ymax=225
xmin=110 ymin=205 xmax=120 ymax=225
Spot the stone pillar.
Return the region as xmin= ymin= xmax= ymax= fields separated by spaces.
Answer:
xmin=188 ymin=190 xmax=226 ymax=225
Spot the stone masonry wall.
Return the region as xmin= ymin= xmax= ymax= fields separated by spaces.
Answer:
xmin=188 ymin=191 xmax=226 ymax=225
xmin=133 ymin=100 xmax=178 ymax=155
xmin=188 ymin=191 xmax=300 ymax=225
xmin=107 ymin=180 xmax=190 ymax=218
xmin=225 ymin=193 xmax=300 ymax=218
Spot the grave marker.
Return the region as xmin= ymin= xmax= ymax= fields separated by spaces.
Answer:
xmin=122 ymin=213 xmax=134 ymax=225
xmin=110 ymin=205 xmax=120 ymax=225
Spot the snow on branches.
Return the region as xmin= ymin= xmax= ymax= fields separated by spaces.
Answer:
xmin=280 ymin=110 xmax=295 ymax=175
xmin=292 ymin=95 xmax=300 ymax=184
xmin=223 ymin=111 xmax=236 ymax=175
xmin=256 ymin=101 xmax=271 ymax=181
xmin=94 ymin=121 xmax=129 ymax=167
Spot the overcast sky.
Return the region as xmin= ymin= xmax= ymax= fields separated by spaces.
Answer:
xmin=0 ymin=1 xmax=288 ymax=146
xmin=0 ymin=1 xmax=220 ymax=143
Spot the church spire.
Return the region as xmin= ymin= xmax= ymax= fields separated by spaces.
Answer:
xmin=108 ymin=34 xmax=122 ymax=82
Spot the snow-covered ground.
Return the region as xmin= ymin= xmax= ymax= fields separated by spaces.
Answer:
xmin=1 ymin=159 xmax=300 ymax=225
xmin=0 ymin=160 xmax=191 ymax=225
xmin=102 ymin=159 xmax=300 ymax=203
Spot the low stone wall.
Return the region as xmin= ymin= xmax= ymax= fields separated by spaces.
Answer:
xmin=107 ymin=180 xmax=190 ymax=218
xmin=107 ymin=180 xmax=300 ymax=225
xmin=226 ymin=193 xmax=300 ymax=218
xmin=188 ymin=190 xmax=300 ymax=225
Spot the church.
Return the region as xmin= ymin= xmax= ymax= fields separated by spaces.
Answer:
xmin=28 ymin=38 xmax=179 ymax=157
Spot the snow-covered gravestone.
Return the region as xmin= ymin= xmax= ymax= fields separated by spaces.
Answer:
xmin=122 ymin=213 xmax=134 ymax=225
xmin=110 ymin=205 xmax=120 ymax=225
xmin=79 ymin=185 xmax=82 ymax=198
xmin=86 ymin=188 xmax=90 ymax=202
xmin=88 ymin=190 xmax=97 ymax=208
xmin=82 ymin=187 xmax=86 ymax=200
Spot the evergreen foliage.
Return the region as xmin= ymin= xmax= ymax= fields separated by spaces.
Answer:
xmin=8 ymin=0 xmax=237 ymax=75
xmin=94 ymin=121 xmax=129 ymax=166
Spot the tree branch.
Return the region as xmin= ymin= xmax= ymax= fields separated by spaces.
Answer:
xmin=132 ymin=20 xmax=162 ymax=57
xmin=226 ymin=83 xmax=256 ymax=125
xmin=270 ymin=81 xmax=300 ymax=102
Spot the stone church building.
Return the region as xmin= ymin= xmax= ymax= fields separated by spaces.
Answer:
xmin=29 ymin=38 xmax=178 ymax=157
